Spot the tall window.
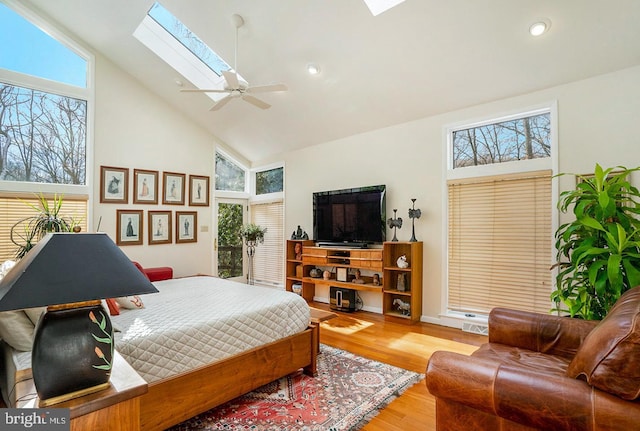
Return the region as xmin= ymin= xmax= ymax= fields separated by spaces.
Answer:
xmin=0 ymin=1 xmax=91 ymax=257
xmin=447 ymin=108 xmax=554 ymax=316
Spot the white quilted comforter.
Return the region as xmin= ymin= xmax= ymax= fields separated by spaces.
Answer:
xmin=112 ymin=276 xmax=310 ymax=383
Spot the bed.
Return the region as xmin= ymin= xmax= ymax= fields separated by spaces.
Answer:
xmin=0 ymin=276 xmax=318 ymax=431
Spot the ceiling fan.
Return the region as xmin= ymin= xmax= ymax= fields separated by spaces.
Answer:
xmin=181 ymin=14 xmax=287 ymax=111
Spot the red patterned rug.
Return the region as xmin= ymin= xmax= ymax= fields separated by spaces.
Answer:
xmin=168 ymin=344 xmax=422 ymax=431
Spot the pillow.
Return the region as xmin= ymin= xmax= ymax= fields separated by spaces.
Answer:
xmin=115 ymin=295 xmax=144 ymax=309
xmin=0 ymin=310 xmax=35 ymax=351
xmin=104 ymin=298 xmax=120 ymax=316
xmin=24 ymin=307 xmax=46 ymax=325
xmin=567 ymin=286 xmax=640 ymax=400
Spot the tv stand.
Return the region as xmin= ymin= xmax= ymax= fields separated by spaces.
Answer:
xmin=316 ymin=241 xmax=369 ymax=249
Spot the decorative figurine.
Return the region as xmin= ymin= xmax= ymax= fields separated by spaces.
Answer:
xmin=352 ymin=269 xmax=365 ymax=284
xmin=294 ymin=242 xmax=303 ymax=260
xmin=372 ymin=273 xmax=380 ymax=286
xmin=323 ymin=270 xmax=331 ymax=280
xmin=408 ymin=198 xmax=421 ymax=242
xmin=291 ymin=225 xmax=309 ymax=240
xmin=397 ymin=273 xmax=406 ymax=291
xmin=387 ymin=209 xmax=402 ymax=242
xmin=393 ymin=298 xmax=411 ymax=315
xmin=396 ymin=255 xmax=409 ymax=268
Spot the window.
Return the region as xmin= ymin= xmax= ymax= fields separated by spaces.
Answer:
xmin=446 ymin=107 xmax=555 ymax=317
xmin=256 ymin=167 xmax=283 ymax=195
xmin=452 ymin=112 xmax=550 ymax=168
xmin=251 ymin=201 xmax=284 ymax=286
xmin=215 ymin=151 xmax=245 ymax=192
xmin=0 ymin=83 xmax=87 ymax=185
xmin=0 ymin=2 xmax=91 ymax=256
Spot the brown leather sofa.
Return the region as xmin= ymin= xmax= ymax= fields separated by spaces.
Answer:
xmin=426 ymin=286 xmax=640 ymax=431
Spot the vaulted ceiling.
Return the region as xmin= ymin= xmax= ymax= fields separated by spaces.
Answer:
xmin=23 ymin=0 xmax=640 ymax=163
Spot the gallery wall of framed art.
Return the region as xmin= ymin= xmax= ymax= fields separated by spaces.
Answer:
xmin=100 ymin=165 xmax=210 ymax=246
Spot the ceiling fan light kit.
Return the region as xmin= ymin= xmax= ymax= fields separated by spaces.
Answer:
xmin=181 ymin=13 xmax=288 ymax=111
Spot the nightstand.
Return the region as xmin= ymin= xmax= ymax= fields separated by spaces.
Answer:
xmin=15 ymin=351 xmax=147 ymax=431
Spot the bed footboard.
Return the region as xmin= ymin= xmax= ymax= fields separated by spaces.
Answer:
xmin=140 ymin=326 xmax=315 ymax=431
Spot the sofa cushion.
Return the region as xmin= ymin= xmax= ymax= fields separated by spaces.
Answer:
xmin=567 ymin=286 xmax=640 ymax=400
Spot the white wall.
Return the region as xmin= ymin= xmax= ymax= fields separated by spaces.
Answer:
xmin=93 ymin=54 xmax=217 ymax=277
xmin=282 ymin=65 xmax=640 ymax=323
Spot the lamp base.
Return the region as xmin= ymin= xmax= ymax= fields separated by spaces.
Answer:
xmin=39 ymin=382 xmax=111 ymax=407
xmin=32 ymin=301 xmax=114 ymax=405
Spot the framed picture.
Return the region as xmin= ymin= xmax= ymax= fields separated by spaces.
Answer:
xmin=116 ymin=210 xmax=143 ymax=246
xmin=133 ymin=169 xmax=159 ymax=204
xmin=100 ymin=166 xmax=128 ymax=204
xmin=162 ymin=172 xmax=186 ymax=205
xmin=336 ymin=267 xmax=348 ymax=282
xmin=148 ymin=210 xmax=172 ymax=245
xmin=176 ymin=211 xmax=197 ymax=243
xmin=189 ymin=175 xmax=210 ymax=206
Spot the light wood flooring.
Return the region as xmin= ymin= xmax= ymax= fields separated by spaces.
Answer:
xmin=311 ymin=301 xmax=487 ymax=431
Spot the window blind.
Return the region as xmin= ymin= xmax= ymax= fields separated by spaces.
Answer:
xmin=251 ymin=200 xmax=284 ymax=286
xmin=447 ymin=170 xmax=552 ymax=315
xmin=0 ymin=194 xmax=88 ymax=262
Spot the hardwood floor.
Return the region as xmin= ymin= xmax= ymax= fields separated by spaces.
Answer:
xmin=311 ymin=302 xmax=487 ymax=431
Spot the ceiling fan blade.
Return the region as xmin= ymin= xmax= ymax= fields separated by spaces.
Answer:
xmin=181 ymin=89 xmax=230 ymax=94
xmin=222 ymin=70 xmax=240 ymax=89
xmin=246 ymin=83 xmax=288 ymax=94
xmin=209 ymin=95 xmax=233 ymax=111
xmin=242 ymin=95 xmax=271 ymax=110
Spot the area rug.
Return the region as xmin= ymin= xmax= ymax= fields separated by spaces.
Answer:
xmin=168 ymin=344 xmax=423 ymax=431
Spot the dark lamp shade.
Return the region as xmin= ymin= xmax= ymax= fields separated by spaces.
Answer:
xmin=0 ymin=232 xmax=158 ymax=311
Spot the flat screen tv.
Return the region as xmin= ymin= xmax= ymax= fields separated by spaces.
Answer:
xmin=313 ymin=185 xmax=386 ymax=247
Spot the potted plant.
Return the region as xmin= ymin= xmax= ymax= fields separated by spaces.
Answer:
xmin=552 ymin=164 xmax=640 ymax=320
xmin=10 ymin=193 xmax=77 ymax=259
xmin=239 ymin=223 xmax=267 ymax=285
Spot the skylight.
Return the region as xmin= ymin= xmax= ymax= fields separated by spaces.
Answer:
xmin=147 ymin=3 xmax=230 ymax=76
xmin=134 ymin=2 xmax=240 ymax=102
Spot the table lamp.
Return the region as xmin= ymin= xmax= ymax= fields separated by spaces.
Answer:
xmin=0 ymin=232 xmax=158 ymax=406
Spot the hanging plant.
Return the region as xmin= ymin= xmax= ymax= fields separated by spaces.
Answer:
xmin=551 ymin=164 xmax=640 ymax=320
xmin=239 ymin=223 xmax=267 ymax=244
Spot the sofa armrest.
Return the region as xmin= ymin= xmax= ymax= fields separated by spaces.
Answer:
xmin=426 ymin=351 xmax=640 ymax=431
xmin=489 ymin=308 xmax=599 ymax=359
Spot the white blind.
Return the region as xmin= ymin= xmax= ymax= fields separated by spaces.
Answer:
xmin=447 ymin=170 xmax=553 ymax=315
xmin=0 ymin=193 xmax=88 ymax=262
xmin=251 ymin=200 xmax=284 ymax=286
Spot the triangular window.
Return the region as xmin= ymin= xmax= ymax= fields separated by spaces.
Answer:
xmin=0 ymin=2 xmax=87 ymax=87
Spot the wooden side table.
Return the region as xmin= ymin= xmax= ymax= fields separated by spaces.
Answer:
xmin=309 ymin=307 xmax=337 ymax=353
xmin=16 ymin=351 xmax=147 ymax=431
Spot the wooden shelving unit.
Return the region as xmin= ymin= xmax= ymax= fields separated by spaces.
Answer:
xmin=382 ymin=241 xmax=423 ymax=323
xmin=285 ymin=239 xmax=315 ymax=300
xmin=285 ymin=240 xmax=423 ymax=322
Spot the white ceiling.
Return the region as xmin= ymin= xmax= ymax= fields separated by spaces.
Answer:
xmin=22 ymin=0 xmax=640 ymax=163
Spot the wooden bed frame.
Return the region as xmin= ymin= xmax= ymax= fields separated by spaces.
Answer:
xmin=139 ymin=322 xmax=319 ymax=430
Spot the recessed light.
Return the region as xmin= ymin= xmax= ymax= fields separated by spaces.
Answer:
xmin=306 ymin=63 xmax=321 ymax=75
xmin=529 ymin=19 xmax=551 ymax=36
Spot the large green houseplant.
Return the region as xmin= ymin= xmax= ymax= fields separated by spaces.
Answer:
xmin=10 ymin=193 xmax=76 ymax=259
xmin=552 ymin=164 xmax=640 ymax=320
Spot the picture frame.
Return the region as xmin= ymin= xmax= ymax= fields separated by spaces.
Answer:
xmin=336 ymin=267 xmax=348 ymax=282
xmin=189 ymin=175 xmax=210 ymax=206
xmin=133 ymin=169 xmax=159 ymax=204
xmin=148 ymin=211 xmax=172 ymax=245
xmin=100 ymin=166 xmax=128 ymax=204
xmin=116 ymin=209 xmax=143 ymax=246
xmin=162 ymin=172 xmax=186 ymax=205
xmin=176 ymin=211 xmax=197 ymax=243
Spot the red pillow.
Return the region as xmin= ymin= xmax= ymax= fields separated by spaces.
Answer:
xmin=105 ymin=298 xmax=120 ymax=316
